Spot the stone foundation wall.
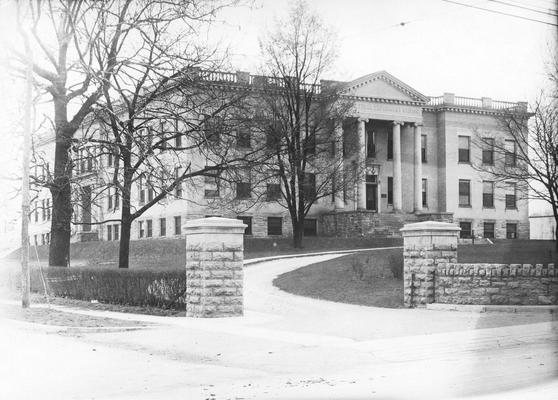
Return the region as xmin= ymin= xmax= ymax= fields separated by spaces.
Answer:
xmin=436 ymin=263 xmax=558 ymax=305
xmin=416 ymin=213 xmax=453 ymax=223
xmin=320 ymin=211 xmax=418 ymax=237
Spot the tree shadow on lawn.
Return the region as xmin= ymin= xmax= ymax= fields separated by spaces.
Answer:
xmin=273 ymin=249 xmax=404 ymax=308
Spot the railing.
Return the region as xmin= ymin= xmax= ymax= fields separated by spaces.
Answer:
xmin=428 ymin=95 xmax=522 ymax=110
xmin=199 ymin=70 xmax=238 ymax=83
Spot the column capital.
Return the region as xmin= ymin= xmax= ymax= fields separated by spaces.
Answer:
xmin=392 ymin=120 xmax=404 ymax=126
xmin=413 ymin=122 xmax=423 ymax=128
xmin=358 ymin=117 xmax=369 ymax=123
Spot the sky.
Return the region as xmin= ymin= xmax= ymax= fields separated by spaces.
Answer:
xmin=0 ymin=0 xmax=555 ymax=225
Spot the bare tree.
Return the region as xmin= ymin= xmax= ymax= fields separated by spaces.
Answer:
xmin=11 ymin=0 xmax=127 ymax=266
xmin=473 ymin=98 xmax=558 ymax=250
xmin=256 ymin=0 xmax=355 ymax=248
xmin=13 ymin=0 xmax=239 ymax=266
xmin=76 ymin=1 xmax=257 ymax=269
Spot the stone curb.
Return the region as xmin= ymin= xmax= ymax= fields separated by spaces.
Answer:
xmin=427 ymin=303 xmax=558 ymax=313
xmin=244 ymin=246 xmax=403 ymax=266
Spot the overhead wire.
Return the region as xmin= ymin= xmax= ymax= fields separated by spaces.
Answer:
xmin=442 ymin=0 xmax=558 ymax=26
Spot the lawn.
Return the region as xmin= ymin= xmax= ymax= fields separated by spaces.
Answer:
xmin=6 ymin=236 xmax=403 ymax=269
xmin=459 ymin=240 xmax=557 ymax=264
xmin=273 ymin=240 xmax=557 ymax=308
xmin=273 ymin=248 xmax=405 ymax=308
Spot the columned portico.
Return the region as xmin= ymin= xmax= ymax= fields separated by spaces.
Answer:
xmin=357 ymin=118 xmax=367 ymax=210
xmin=413 ymin=123 xmax=423 ymax=212
xmin=392 ymin=121 xmax=403 ymax=211
xmin=334 ymin=120 xmax=345 ymax=210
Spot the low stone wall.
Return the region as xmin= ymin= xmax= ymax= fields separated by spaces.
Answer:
xmin=436 ymin=263 xmax=557 ymax=305
xmin=402 ymin=221 xmax=558 ymax=307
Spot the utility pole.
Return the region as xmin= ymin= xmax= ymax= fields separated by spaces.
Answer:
xmin=20 ymin=31 xmax=32 ymax=308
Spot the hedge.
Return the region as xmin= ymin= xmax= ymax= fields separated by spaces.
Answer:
xmin=5 ymin=267 xmax=187 ymax=309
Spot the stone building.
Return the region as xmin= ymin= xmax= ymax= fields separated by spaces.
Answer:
xmin=29 ymin=70 xmax=530 ymax=243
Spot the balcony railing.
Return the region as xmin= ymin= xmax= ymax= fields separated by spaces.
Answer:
xmin=427 ymin=95 xmax=525 ymax=111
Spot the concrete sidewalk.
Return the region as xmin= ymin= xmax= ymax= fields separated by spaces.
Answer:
xmin=2 ymin=252 xmax=558 ymax=399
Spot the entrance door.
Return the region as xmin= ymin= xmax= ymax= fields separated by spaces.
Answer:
xmin=366 ymin=175 xmax=377 ymax=211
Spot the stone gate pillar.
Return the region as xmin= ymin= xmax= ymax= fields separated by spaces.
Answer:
xmin=184 ymin=217 xmax=246 ymax=317
xmin=400 ymin=221 xmax=460 ymax=307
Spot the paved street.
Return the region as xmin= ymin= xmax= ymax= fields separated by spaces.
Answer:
xmin=2 ymin=253 xmax=558 ymax=399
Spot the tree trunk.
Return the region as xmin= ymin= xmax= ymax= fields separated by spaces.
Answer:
xmin=118 ymin=187 xmax=133 ymax=268
xmin=118 ymin=218 xmax=132 ymax=269
xmin=48 ymin=127 xmax=73 ymax=267
xmin=292 ymin=219 xmax=304 ymax=249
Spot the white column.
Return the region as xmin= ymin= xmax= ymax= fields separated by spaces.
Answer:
xmin=414 ymin=123 xmax=423 ymax=212
xmin=334 ymin=120 xmax=345 ymax=210
xmin=357 ymin=118 xmax=367 ymax=210
xmin=392 ymin=121 xmax=402 ymax=212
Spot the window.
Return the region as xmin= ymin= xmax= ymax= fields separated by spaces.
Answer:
xmin=160 ymin=121 xmax=168 ymax=150
xmin=237 ymin=216 xmax=252 ymax=235
xmin=484 ymin=222 xmax=495 ymax=239
xmin=146 ymin=220 xmax=152 ymax=237
xmin=267 ymin=217 xmax=283 ymax=236
xmin=204 ymin=173 xmax=220 ymax=198
xmin=459 ymin=179 xmax=471 ymax=207
xmin=147 ymin=178 xmax=154 ymax=202
xmin=138 ymin=176 xmax=145 ymax=205
xmin=506 ymin=223 xmax=517 ymax=239
xmin=160 ymin=218 xmax=166 ymax=237
xmin=267 ymin=120 xmax=281 ymax=149
xmin=505 ymin=182 xmax=516 ymax=209
xmin=113 ymin=224 xmax=119 ymax=241
xmin=266 ymin=183 xmax=281 ymax=201
xmin=33 ymin=202 xmax=38 ymax=222
xmin=236 ymin=168 xmax=251 ymax=199
xmin=458 ymin=136 xmax=470 ymax=163
xmin=204 ymin=115 xmax=222 ymax=144
xmin=302 ymin=173 xmax=316 ymax=200
xmin=237 ymin=126 xmax=251 ymax=148
xmin=482 ymin=181 xmax=494 ymax=208
xmin=42 ymin=199 xmax=46 ymax=221
xmin=482 ymin=138 xmax=494 ymax=165
xmin=460 ymin=221 xmax=472 ymax=239
xmin=387 ymin=129 xmax=393 ymax=160
xmin=114 ymin=190 xmax=119 ymax=209
xmin=505 ymin=140 xmax=516 ymax=166
xmin=174 ymin=216 xmax=181 ymax=235
xmin=236 ymin=182 xmax=251 ymax=199
xmin=139 ymin=221 xmax=144 ymax=238
xmin=108 ymin=190 xmax=113 ymax=210
xmin=108 ymin=151 xmax=113 ymax=167
xmin=305 ymin=133 xmax=316 ymax=155
xmin=387 ymin=177 xmax=393 ymax=205
xmin=174 ymin=167 xmax=183 ymax=198
xmin=421 ymin=135 xmax=427 ymax=163
xmin=303 ymin=218 xmax=317 ymax=236
xmin=366 ymin=129 xmax=376 ymax=158
xmin=107 ymin=225 xmax=112 ymax=241
xmin=46 ymin=199 xmax=51 ymax=220
xmin=422 ymin=179 xmax=427 ymax=207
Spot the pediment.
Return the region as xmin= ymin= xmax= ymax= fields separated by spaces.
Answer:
xmin=344 ymin=71 xmax=428 ymax=103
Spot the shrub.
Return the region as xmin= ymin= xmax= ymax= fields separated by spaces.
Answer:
xmin=26 ymin=267 xmax=186 ymax=309
xmin=351 ymin=257 xmax=365 ymax=280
